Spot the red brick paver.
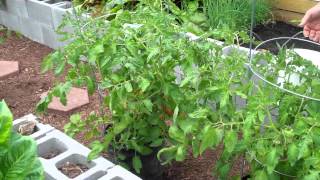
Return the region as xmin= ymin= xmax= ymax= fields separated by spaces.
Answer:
xmin=41 ymin=87 xmax=89 ymax=114
xmin=0 ymin=61 xmax=19 ymax=80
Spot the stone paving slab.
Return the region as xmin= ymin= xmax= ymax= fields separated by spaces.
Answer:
xmin=41 ymin=87 xmax=89 ymax=114
xmin=0 ymin=61 xmax=19 ymax=80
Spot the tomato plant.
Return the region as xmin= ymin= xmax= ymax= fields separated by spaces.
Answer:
xmin=38 ymin=2 xmax=224 ymax=174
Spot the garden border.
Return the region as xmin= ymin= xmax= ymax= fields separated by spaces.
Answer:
xmin=14 ymin=114 xmax=142 ymax=180
xmin=0 ymin=0 xmax=73 ymax=49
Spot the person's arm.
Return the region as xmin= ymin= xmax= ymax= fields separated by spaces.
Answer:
xmin=300 ymin=3 xmax=320 ymax=43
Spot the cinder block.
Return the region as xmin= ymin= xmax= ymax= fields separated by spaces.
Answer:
xmin=13 ymin=114 xmax=55 ymax=140
xmin=52 ymin=1 xmax=72 ymax=30
xmin=26 ymin=0 xmax=66 ymax=27
xmin=37 ymin=130 xmax=114 ymax=180
xmin=185 ymin=32 xmax=224 ymax=46
xmin=0 ymin=11 xmax=21 ymax=31
xmin=41 ymin=24 xmax=59 ymax=49
xmin=19 ymin=17 xmax=43 ymax=43
xmin=99 ymin=166 xmax=142 ymax=180
xmin=5 ymin=0 xmax=28 ymax=17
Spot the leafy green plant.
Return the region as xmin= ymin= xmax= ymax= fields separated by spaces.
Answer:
xmin=0 ymin=100 xmax=44 ymax=180
xmin=38 ymin=0 xmax=320 ymax=179
xmin=160 ymin=47 xmax=320 ymax=179
xmin=38 ymin=2 xmax=222 ymax=174
xmin=203 ymin=0 xmax=271 ymax=32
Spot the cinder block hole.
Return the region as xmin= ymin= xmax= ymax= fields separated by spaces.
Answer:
xmin=56 ymin=154 xmax=96 ymax=179
xmin=44 ymin=0 xmax=67 ymax=5
xmin=45 ymin=172 xmax=55 ymax=180
xmin=83 ymin=171 xmax=107 ymax=180
xmin=58 ymin=2 xmax=72 ymax=9
xmin=110 ymin=177 xmax=123 ymax=180
xmin=38 ymin=138 xmax=67 ymax=159
xmin=13 ymin=120 xmax=39 ymax=136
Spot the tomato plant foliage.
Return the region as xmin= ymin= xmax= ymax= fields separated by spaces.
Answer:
xmin=38 ymin=2 xmax=320 ymax=179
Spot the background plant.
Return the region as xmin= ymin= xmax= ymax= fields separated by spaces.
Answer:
xmin=0 ymin=100 xmax=44 ymax=180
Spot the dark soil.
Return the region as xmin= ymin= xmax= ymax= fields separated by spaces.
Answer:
xmin=41 ymin=149 xmax=62 ymax=159
xmin=247 ymin=21 xmax=320 ymax=53
xmin=58 ymin=162 xmax=89 ymax=178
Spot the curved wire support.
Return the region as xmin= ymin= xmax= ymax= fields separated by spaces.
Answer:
xmin=248 ymin=36 xmax=320 ymax=102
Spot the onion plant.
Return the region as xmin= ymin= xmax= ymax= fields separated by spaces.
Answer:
xmin=203 ymin=0 xmax=271 ymax=31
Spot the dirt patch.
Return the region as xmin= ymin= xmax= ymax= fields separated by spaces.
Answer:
xmin=58 ymin=162 xmax=89 ymax=178
xmin=247 ymin=21 xmax=320 ymax=53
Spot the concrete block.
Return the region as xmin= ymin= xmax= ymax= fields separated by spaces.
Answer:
xmin=19 ymin=16 xmax=43 ymax=43
xmin=6 ymin=0 xmax=28 ymax=17
xmin=99 ymin=166 xmax=142 ymax=180
xmin=13 ymin=114 xmax=55 ymax=140
xmin=52 ymin=1 xmax=72 ymax=30
xmin=37 ymin=130 xmax=114 ymax=180
xmin=185 ymin=32 xmax=224 ymax=46
xmin=41 ymin=24 xmax=59 ymax=49
xmin=0 ymin=11 xmax=21 ymax=31
xmin=26 ymin=0 xmax=66 ymax=27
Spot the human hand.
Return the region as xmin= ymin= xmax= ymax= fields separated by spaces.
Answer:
xmin=300 ymin=4 xmax=320 ymax=43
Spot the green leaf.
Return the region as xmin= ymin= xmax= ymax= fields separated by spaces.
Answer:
xmin=132 ymin=156 xmax=142 ymax=173
xmin=139 ymin=78 xmax=150 ymax=92
xmin=224 ymin=131 xmax=237 ymax=153
xmin=88 ymin=43 xmax=104 ymax=65
xmin=298 ymin=138 xmax=312 ymax=160
xmin=169 ymin=126 xmax=185 ymax=143
xmin=220 ymin=93 xmax=229 ymax=108
xmin=200 ymin=125 xmax=223 ymax=154
xmin=157 ymin=146 xmax=178 ymax=164
xmin=188 ymin=108 xmax=209 ymax=119
xmin=1 ymin=134 xmax=43 ymax=180
xmin=235 ymin=91 xmax=247 ymax=99
xmin=124 ymin=81 xmax=133 ymax=93
xmin=303 ymin=171 xmax=319 ymax=180
xmin=143 ymin=99 xmax=153 ymax=112
xmin=187 ymin=1 xmax=199 ymax=12
xmin=88 ymin=141 xmax=104 ymax=160
xmin=113 ymin=116 xmax=132 ymax=134
xmin=254 ymin=170 xmax=268 ymax=180
xmin=54 ymin=60 xmax=66 ymax=75
xmin=41 ymin=55 xmax=53 ymax=73
xmin=288 ymin=143 xmax=299 ymax=166
xmin=0 ymin=100 xmax=13 ymax=145
xmin=150 ymin=139 xmax=163 ymax=147
xmin=176 ymin=145 xmax=187 ymax=161
xmin=70 ymin=114 xmax=81 ymax=124
xmin=85 ymin=76 xmax=96 ymax=95
xmin=173 ymin=106 xmax=179 ymax=123
xmin=266 ymin=148 xmax=279 ymax=174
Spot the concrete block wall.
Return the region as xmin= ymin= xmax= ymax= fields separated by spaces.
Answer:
xmin=0 ymin=0 xmax=73 ymax=49
xmin=14 ymin=114 xmax=141 ymax=180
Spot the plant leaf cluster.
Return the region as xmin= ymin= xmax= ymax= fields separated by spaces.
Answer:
xmin=0 ymin=101 xmax=44 ymax=180
xmin=38 ymin=2 xmax=320 ymax=179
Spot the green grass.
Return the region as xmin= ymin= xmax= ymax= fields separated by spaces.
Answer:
xmin=203 ymin=0 xmax=271 ymax=31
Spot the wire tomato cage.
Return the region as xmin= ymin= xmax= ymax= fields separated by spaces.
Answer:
xmin=243 ymin=0 xmax=320 ymax=178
